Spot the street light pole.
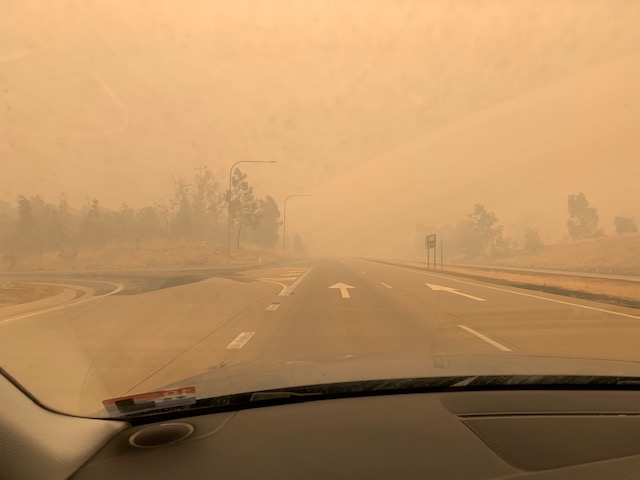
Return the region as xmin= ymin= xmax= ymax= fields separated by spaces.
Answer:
xmin=282 ymin=194 xmax=314 ymax=257
xmin=227 ymin=160 xmax=277 ymax=256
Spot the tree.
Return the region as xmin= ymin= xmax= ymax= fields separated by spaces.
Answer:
xmin=56 ymin=193 xmax=74 ymax=248
xmin=228 ymin=168 xmax=259 ymax=248
xmin=111 ymin=203 xmax=137 ymax=241
xmin=0 ymin=200 xmax=17 ymax=267
xmin=468 ymin=204 xmax=506 ymax=256
xmin=449 ymin=218 xmax=482 ymax=258
xmin=567 ymin=192 xmax=603 ymax=239
xmin=614 ymin=216 xmax=638 ymax=235
xmin=523 ymin=228 xmax=545 ymax=252
xmin=249 ymin=196 xmax=281 ymax=247
xmin=191 ymin=165 xmax=223 ymax=235
xmin=293 ymin=234 xmax=307 ymax=256
xmin=136 ymin=205 xmax=167 ymax=240
xmin=169 ymin=165 xmax=222 ymax=239
xmin=81 ymin=198 xmax=108 ymax=246
xmin=15 ymin=195 xmax=68 ymax=263
xmin=170 ymin=176 xmax=194 ymax=238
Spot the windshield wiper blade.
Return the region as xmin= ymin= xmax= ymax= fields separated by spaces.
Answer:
xmin=249 ymin=391 xmax=322 ymax=402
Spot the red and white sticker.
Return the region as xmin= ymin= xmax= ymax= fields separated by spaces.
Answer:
xmin=102 ymin=387 xmax=196 ymax=417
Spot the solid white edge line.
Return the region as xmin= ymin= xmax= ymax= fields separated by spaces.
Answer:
xmin=226 ymin=331 xmax=256 ymax=349
xmin=367 ymin=261 xmax=640 ymax=320
xmin=0 ymin=280 xmax=125 ymax=326
xmin=380 ymin=282 xmax=392 ymax=289
xmin=458 ymin=325 xmax=512 ymax=352
xmin=260 ymin=279 xmax=288 ymax=295
xmin=281 ymin=267 xmax=313 ymax=296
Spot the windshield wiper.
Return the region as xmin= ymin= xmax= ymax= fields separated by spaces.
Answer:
xmin=249 ymin=391 xmax=323 ymax=402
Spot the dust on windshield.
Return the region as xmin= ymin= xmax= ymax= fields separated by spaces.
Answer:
xmin=1 ymin=1 xmax=639 ymax=417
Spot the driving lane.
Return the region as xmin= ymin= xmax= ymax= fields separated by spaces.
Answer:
xmin=1 ymin=257 xmax=640 ymax=416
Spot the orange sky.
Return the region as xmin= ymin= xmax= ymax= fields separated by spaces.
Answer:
xmin=2 ymin=1 xmax=639 ymax=254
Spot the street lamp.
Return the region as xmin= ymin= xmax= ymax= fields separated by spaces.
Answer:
xmin=227 ymin=160 xmax=277 ymax=255
xmin=282 ymin=194 xmax=314 ymax=257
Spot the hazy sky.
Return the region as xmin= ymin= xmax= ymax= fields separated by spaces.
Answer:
xmin=2 ymin=1 xmax=639 ymax=254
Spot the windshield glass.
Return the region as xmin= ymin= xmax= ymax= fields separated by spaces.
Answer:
xmin=1 ymin=0 xmax=639 ymax=418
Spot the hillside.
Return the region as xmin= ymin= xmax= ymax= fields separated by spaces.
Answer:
xmin=468 ymin=233 xmax=640 ymax=276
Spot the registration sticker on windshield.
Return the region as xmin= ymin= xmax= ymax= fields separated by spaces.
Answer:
xmin=102 ymin=387 xmax=197 ymax=417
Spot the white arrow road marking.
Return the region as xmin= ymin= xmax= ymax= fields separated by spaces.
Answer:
xmin=458 ymin=325 xmax=512 ymax=352
xmin=329 ymin=283 xmax=355 ymax=299
xmin=266 ymin=303 xmax=280 ymax=311
xmin=426 ymin=283 xmax=486 ymax=301
xmin=227 ymin=331 xmax=255 ymax=349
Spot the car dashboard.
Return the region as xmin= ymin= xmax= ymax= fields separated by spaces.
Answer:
xmin=70 ymin=389 xmax=640 ymax=479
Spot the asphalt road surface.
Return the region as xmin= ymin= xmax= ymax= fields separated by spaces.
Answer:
xmin=1 ymin=258 xmax=639 ymax=415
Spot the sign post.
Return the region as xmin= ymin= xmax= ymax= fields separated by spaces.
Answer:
xmin=425 ymin=234 xmax=436 ymax=269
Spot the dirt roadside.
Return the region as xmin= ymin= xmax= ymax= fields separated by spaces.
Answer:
xmin=0 ymin=283 xmax=64 ymax=308
xmin=0 ymin=282 xmax=97 ymax=321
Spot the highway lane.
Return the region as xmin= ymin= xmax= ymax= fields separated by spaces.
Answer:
xmin=1 ymin=257 xmax=640 ymax=416
xmin=351 ymin=258 xmax=640 ymax=357
xmin=103 ymin=257 xmax=640 ymax=398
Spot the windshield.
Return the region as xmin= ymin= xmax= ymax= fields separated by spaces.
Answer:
xmin=1 ymin=0 xmax=639 ymax=418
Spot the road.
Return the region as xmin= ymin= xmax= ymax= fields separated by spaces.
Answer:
xmin=1 ymin=258 xmax=640 ymax=415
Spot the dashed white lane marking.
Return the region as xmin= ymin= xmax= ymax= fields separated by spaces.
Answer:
xmin=380 ymin=282 xmax=392 ymax=288
xmin=266 ymin=303 xmax=280 ymax=311
xmin=361 ymin=271 xmax=366 ymax=274
xmin=226 ymin=331 xmax=256 ymax=349
xmin=281 ymin=267 xmax=314 ymax=296
xmin=458 ymin=325 xmax=512 ymax=352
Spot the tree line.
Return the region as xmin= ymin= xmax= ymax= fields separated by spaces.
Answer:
xmin=415 ymin=192 xmax=638 ymax=260
xmin=0 ymin=165 xmax=282 ymax=266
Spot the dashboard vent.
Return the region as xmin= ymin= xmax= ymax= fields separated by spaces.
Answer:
xmin=129 ymin=422 xmax=194 ymax=448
